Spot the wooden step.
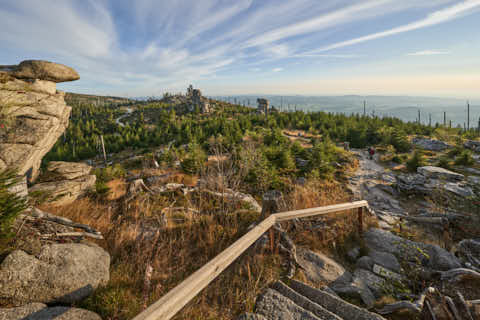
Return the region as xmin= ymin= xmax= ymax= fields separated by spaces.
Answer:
xmin=255 ymin=288 xmax=322 ymax=320
xmin=288 ymin=279 xmax=387 ymax=320
xmin=271 ymin=281 xmax=343 ymax=320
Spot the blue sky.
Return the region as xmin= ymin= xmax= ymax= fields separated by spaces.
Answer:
xmin=1 ymin=0 xmax=479 ymax=98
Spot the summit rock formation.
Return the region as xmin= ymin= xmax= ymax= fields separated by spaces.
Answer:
xmin=0 ymin=60 xmax=79 ymax=182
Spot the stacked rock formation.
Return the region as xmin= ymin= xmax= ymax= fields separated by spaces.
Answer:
xmin=0 ymin=60 xmax=79 ymax=183
xmin=257 ymin=98 xmax=269 ymax=114
xmin=187 ymin=86 xmax=211 ymax=113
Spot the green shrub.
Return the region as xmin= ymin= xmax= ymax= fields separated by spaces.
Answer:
xmin=95 ymin=181 xmax=111 ymax=196
xmin=406 ymin=151 xmax=426 ymax=172
xmin=447 ymin=145 xmax=463 ymax=158
xmin=391 ymin=154 xmax=408 ymax=164
xmin=0 ymin=170 xmax=28 ymax=238
xmin=391 ymin=130 xmax=411 ymax=153
xmin=181 ymin=143 xmax=206 ymax=174
xmin=94 ymin=164 xmax=126 ymax=183
xmin=436 ymin=156 xmax=452 ymax=169
xmin=455 ymin=150 xmax=474 ymax=166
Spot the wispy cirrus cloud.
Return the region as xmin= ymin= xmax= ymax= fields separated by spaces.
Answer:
xmin=407 ymin=50 xmax=451 ymax=56
xmin=307 ymin=0 xmax=480 ymax=54
xmin=0 ymin=0 xmax=478 ymax=96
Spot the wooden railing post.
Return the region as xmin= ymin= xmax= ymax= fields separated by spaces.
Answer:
xmin=357 ymin=207 xmax=363 ymax=235
xmin=261 ymin=190 xmax=284 ymax=219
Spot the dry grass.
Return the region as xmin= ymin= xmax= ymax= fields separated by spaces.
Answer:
xmin=106 ymin=179 xmax=127 ymax=201
xmin=40 ymin=194 xmax=283 ymax=320
xmin=36 ymin=173 xmax=364 ymax=320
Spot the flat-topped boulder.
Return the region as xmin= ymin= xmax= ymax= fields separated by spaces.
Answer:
xmin=0 ymin=243 xmax=110 ymax=305
xmin=417 ymin=166 xmax=464 ymax=181
xmin=0 ymin=60 xmax=79 ymax=83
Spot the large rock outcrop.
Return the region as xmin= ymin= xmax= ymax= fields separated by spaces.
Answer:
xmin=364 ymin=228 xmax=460 ymax=271
xmin=0 ymin=60 xmax=78 ymax=182
xmin=29 ymin=161 xmax=96 ymax=205
xmin=0 ymin=243 xmax=110 ymax=305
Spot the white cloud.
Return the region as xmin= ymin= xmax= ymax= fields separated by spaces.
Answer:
xmin=245 ymin=0 xmax=391 ymax=48
xmin=308 ymin=0 xmax=480 ymax=53
xmin=1 ymin=0 xmax=476 ymax=96
xmin=407 ymin=50 xmax=450 ymax=56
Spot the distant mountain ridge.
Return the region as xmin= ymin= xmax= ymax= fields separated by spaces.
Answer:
xmin=210 ymin=95 xmax=480 ymax=127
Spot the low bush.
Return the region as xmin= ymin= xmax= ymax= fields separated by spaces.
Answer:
xmin=454 ymin=150 xmax=474 ymax=166
xmin=406 ymin=151 xmax=426 ymax=172
xmin=436 ymin=156 xmax=453 ymax=169
xmin=0 ymin=170 xmax=28 ymax=239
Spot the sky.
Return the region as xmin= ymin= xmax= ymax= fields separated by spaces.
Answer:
xmin=1 ymin=0 xmax=479 ymax=98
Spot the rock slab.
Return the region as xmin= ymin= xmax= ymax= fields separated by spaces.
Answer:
xmin=364 ymin=228 xmax=460 ymax=271
xmin=417 ymin=166 xmax=464 ymax=181
xmin=0 ymin=303 xmax=101 ymax=320
xmin=412 ymin=137 xmax=451 ymax=151
xmin=296 ymin=248 xmax=352 ymax=285
xmin=1 ymin=60 xmax=79 ymax=83
xmin=0 ymin=243 xmax=110 ymax=305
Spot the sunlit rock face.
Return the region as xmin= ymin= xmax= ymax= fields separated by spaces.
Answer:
xmin=0 ymin=60 xmax=79 ymax=182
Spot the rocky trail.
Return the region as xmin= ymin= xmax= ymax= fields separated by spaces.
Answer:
xmin=239 ymin=149 xmax=480 ymax=320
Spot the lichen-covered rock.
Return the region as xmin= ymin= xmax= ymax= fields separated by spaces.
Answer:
xmin=412 ymin=137 xmax=451 ymax=151
xmin=368 ymin=250 xmax=402 ymax=273
xmin=417 ymin=166 xmax=464 ymax=181
xmin=0 ymin=303 xmax=101 ymax=320
xmin=443 ymin=182 xmax=475 ymax=197
xmin=353 ymin=269 xmax=386 ymax=298
xmin=364 ymin=228 xmax=461 ymax=271
xmin=0 ymin=60 xmax=78 ymax=182
xmin=0 ymin=243 xmax=110 ymax=305
xmin=45 ymin=161 xmax=92 ymax=180
xmin=29 ymin=174 xmax=96 ymax=206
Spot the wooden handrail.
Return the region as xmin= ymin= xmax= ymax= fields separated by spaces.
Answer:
xmin=133 ymin=200 xmax=369 ymax=320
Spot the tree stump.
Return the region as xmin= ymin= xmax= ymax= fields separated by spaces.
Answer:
xmin=261 ymin=190 xmax=285 ymax=218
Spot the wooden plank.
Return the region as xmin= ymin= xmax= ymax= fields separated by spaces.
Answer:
xmin=133 ymin=215 xmax=277 ymax=320
xmin=274 ymin=200 xmax=368 ymax=222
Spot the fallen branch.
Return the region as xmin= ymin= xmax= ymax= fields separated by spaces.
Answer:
xmin=377 ymin=287 xmax=433 ymax=315
xmin=40 ymin=232 xmax=104 ymax=240
xmin=456 ymin=291 xmax=474 ymax=320
xmin=161 ymin=207 xmax=200 ymax=214
xmin=425 ymin=300 xmax=437 ymax=320
xmin=400 ymin=215 xmax=446 ymax=225
xmin=441 ymin=268 xmax=480 ymax=282
xmin=445 ymin=296 xmax=462 ymax=320
xmin=25 ymin=207 xmax=101 ymax=235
